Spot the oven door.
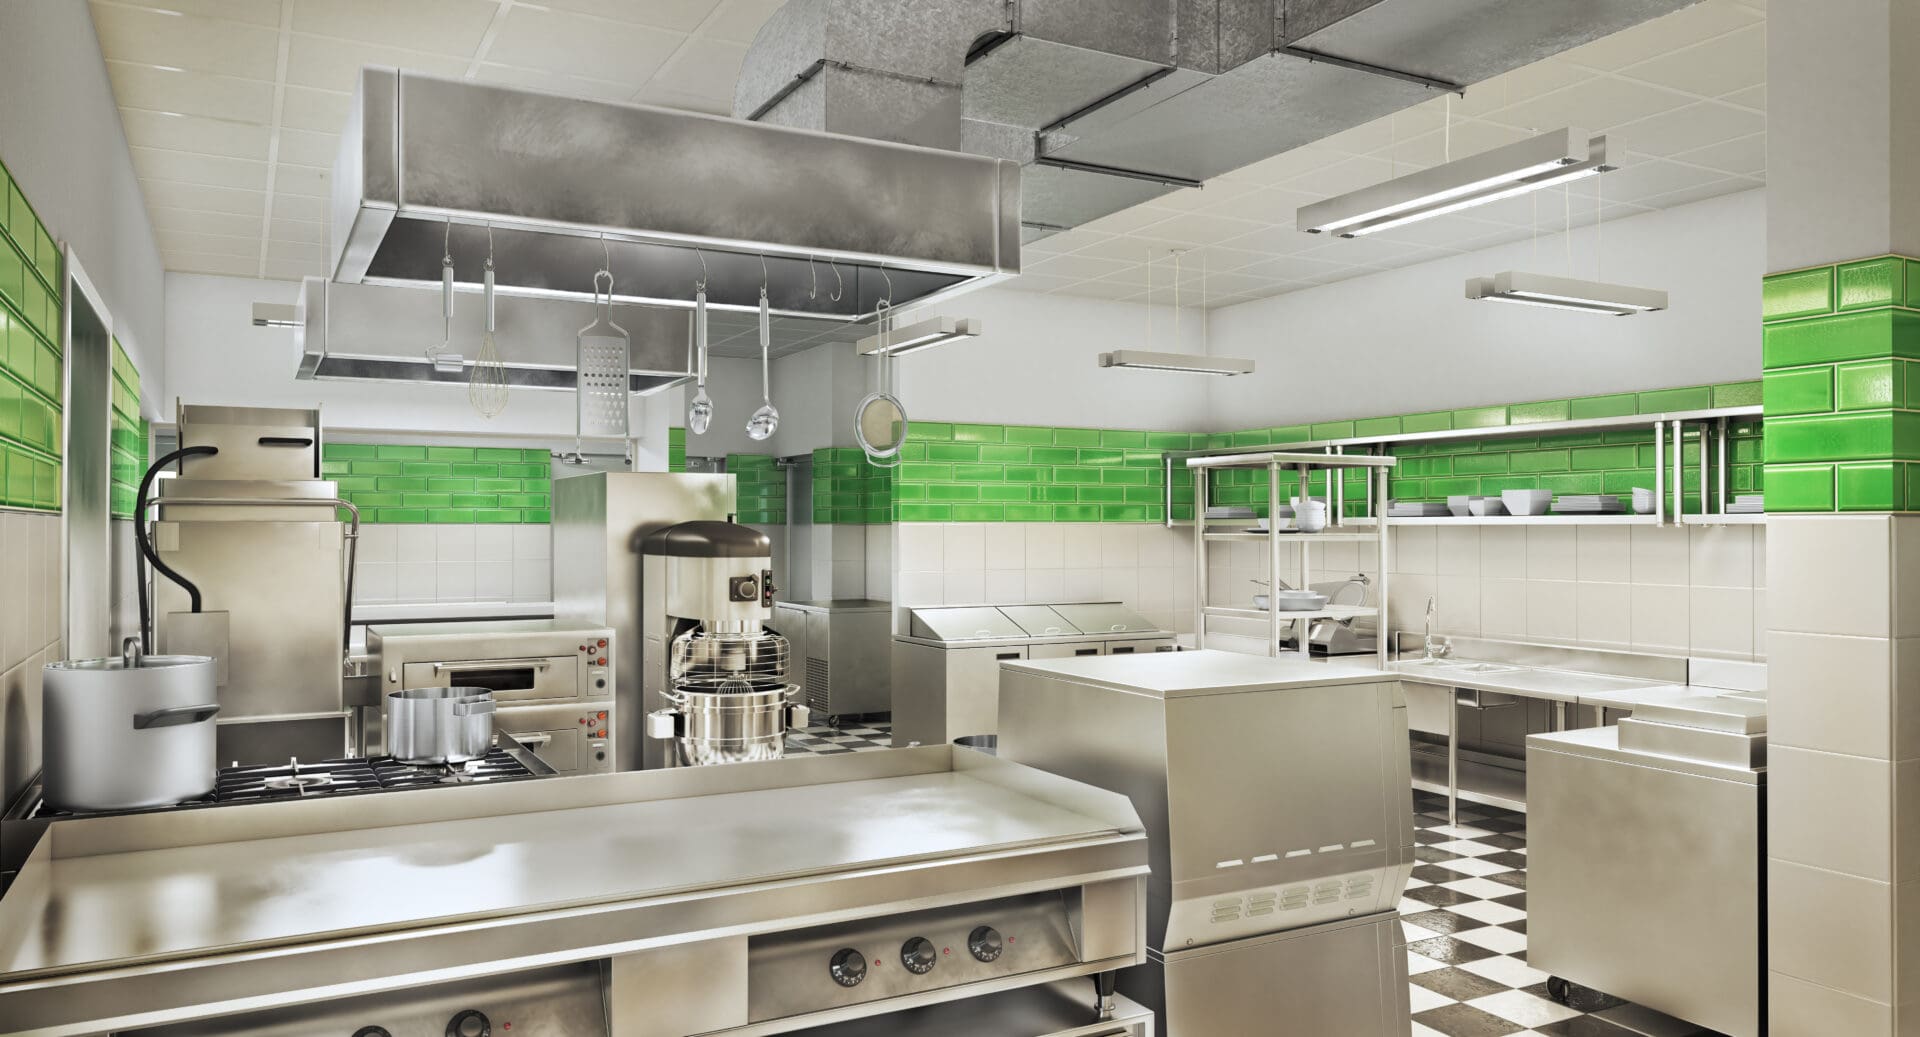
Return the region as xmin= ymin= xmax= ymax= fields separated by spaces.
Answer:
xmin=401 ymin=654 xmax=582 ymax=704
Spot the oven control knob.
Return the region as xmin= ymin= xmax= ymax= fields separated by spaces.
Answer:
xmin=901 ymin=937 xmax=937 ymax=975
xmin=968 ymin=926 xmax=1004 ymax=963
xmin=446 ymin=1010 xmax=490 ymax=1037
xmin=352 ymin=1028 xmax=392 ymax=1037
xmin=829 ymin=948 xmax=867 ymax=987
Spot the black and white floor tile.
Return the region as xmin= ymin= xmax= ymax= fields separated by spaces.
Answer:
xmin=784 ymin=721 xmax=894 ymax=756
xmin=777 ymin=734 xmax=1723 ymax=1036
xmin=1404 ymin=789 xmax=1722 ymax=1037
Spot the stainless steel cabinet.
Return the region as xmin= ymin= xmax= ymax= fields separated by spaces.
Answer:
xmin=893 ymin=642 xmax=1024 ymax=747
xmin=1028 ymin=641 xmax=1105 ymax=660
xmin=773 ymin=600 xmax=891 ymax=723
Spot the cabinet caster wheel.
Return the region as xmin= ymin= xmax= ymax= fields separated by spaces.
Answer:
xmin=1545 ymin=976 xmax=1572 ymax=1004
xmin=826 ymin=715 xmax=843 ymax=729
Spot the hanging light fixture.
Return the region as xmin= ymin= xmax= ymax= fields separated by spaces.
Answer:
xmin=1467 ymin=272 xmax=1667 ymax=315
xmin=856 ymin=316 xmax=980 ymax=356
xmin=1098 ymin=249 xmax=1255 ymax=376
xmin=1298 ymin=128 xmax=1613 ymax=238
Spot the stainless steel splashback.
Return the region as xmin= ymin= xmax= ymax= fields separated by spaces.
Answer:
xmin=175 ymin=404 xmax=321 ymax=481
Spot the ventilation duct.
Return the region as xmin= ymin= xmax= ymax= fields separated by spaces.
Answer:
xmin=736 ymin=0 xmax=1701 ymax=240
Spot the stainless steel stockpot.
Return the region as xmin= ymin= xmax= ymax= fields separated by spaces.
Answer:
xmin=386 ymin=686 xmax=496 ymax=764
xmin=43 ymin=651 xmax=220 ymax=810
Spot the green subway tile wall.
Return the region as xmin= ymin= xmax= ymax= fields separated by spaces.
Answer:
xmin=321 ymin=444 xmax=552 ymax=523
xmin=728 ymin=453 xmax=785 ymax=524
xmin=0 ymin=158 xmax=62 ymax=512
xmin=1762 ymin=254 xmax=1920 ymax=511
xmin=108 ymin=338 xmax=144 ymax=518
xmin=892 ymin=423 xmax=1207 ymax=523
xmin=812 ymin=446 xmax=891 ymax=524
xmin=667 ymin=426 xmax=687 ymax=473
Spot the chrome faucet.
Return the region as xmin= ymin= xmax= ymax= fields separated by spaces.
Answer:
xmin=1424 ymin=597 xmax=1452 ymax=660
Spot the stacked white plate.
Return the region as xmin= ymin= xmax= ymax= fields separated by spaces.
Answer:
xmin=1387 ymin=500 xmax=1451 ymax=517
xmin=1631 ymin=487 xmax=1657 ymax=515
xmin=1729 ymin=493 xmax=1765 ymax=514
xmin=1554 ymin=494 xmax=1628 ymax=514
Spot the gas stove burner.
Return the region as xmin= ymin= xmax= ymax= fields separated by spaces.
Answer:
xmin=264 ymin=774 xmax=337 ymax=792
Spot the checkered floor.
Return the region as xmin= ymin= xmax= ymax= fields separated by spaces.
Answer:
xmin=783 ymin=721 xmax=894 ymax=755
xmin=1404 ymin=789 xmax=1721 ymax=1037
xmin=777 ymin=734 xmax=1723 ymax=1036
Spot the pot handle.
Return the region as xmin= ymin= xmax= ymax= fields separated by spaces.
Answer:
xmin=452 ymin=697 xmax=496 ymax=717
xmin=134 ymin=703 xmax=221 ymax=729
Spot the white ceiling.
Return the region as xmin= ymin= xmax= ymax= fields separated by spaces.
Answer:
xmin=89 ymin=0 xmax=781 ymax=280
xmin=91 ymin=0 xmax=1765 ymax=304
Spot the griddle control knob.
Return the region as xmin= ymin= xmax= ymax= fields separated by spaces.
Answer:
xmin=968 ymin=925 xmax=1004 ymax=963
xmin=901 ymin=937 xmax=937 ymax=975
xmin=351 ymin=1029 xmax=391 ymax=1037
xmin=829 ymin=948 xmax=868 ymax=987
xmin=446 ymin=1009 xmax=490 ymax=1037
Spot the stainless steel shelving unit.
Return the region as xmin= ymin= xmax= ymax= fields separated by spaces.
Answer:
xmin=1186 ymin=451 xmax=1397 ymax=665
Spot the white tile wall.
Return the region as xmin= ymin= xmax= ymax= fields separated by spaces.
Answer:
xmin=354 ymin=523 xmax=552 ymax=604
xmin=891 ymin=522 xmax=1193 ymax=635
xmin=1406 ymin=523 xmax=1768 ymax=660
xmin=0 ymin=512 xmax=65 ymax=803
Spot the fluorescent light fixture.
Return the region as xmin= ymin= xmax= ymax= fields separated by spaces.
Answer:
xmin=1098 ymin=350 xmax=1254 ymax=376
xmin=1466 ymin=271 xmax=1668 ymax=316
xmin=857 ymin=316 xmax=981 ymax=356
xmin=1298 ymin=128 xmax=1613 ymax=238
xmin=251 ymin=302 xmax=299 ymax=328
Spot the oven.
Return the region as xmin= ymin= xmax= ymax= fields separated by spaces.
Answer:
xmin=368 ymin=620 xmax=616 ymax=775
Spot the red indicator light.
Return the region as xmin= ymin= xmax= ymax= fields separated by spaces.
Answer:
xmin=942 ymin=948 xmax=951 ymax=955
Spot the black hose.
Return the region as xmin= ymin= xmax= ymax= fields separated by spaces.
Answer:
xmin=136 ymin=445 xmax=219 ymax=651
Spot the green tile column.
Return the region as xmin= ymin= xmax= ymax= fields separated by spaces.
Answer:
xmin=1761 ymin=256 xmax=1920 ymax=511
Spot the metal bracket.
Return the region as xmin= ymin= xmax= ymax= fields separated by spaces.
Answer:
xmin=1277 ymin=46 xmax=1465 ymax=95
xmin=1033 ymin=156 xmax=1204 ymax=190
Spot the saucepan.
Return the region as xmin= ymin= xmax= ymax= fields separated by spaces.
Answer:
xmin=387 ymin=686 xmax=496 ymax=764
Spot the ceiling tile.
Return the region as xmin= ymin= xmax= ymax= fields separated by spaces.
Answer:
xmin=140 ymin=180 xmax=267 ymax=217
xmin=1634 ymin=177 xmax=1753 ymax=211
xmin=1076 ymin=206 xmax=1182 ymax=237
xmin=1591 ymin=158 xmax=1727 ymax=204
xmin=1722 ymin=84 xmax=1765 ymax=112
xmin=1142 ymin=178 xmax=1262 ymax=214
xmin=1053 ymin=280 xmax=1144 ymax=301
xmin=1282 ymin=154 xmax=1395 ymax=197
xmin=89 ymin=2 xmax=281 ymax=80
xmin=1216 ymin=225 xmax=1325 ymax=256
xmin=1617 ymin=23 xmax=1765 ymax=99
xmin=278 ymin=86 xmax=354 ymax=133
xmin=130 ymin=146 xmax=270 ymax=191
xmin=1611 ymin=101 xmax=1765 ymax=158
xmin=647 ymin=36 xmax=748 ymax=103
xmin=1235 ymin=255 xmax=1358 ymax=282
xmin=485 ymin=6 xmax=686 ymax=87
xmin=106 ymin=62 xmax=276 ymax=123
xmin=704 ymin=0 xmax=785 ymax=43
xmin=999 ymin=273 xmax=1079 ymax=294
xmin=1069 ymin=235 xmax=1195 ymax=264
xmin=1490 ymin=77 xmax=1694 ymax=136
xmin=628 ymin=84 xmax=735 ymax=115
xmin=118 ymin=108 xmax=272 ymax=160
xmin=1023 ymin=254 xmax=1138 ymax=281
xmin=147 ymin=206 xmax=264 ymax=239
xmin=165 ymin=250 xmax=263 ymax=277
xmin=285 ymin=36 xmax=470 ymax=93
xmin=269 ymin=193 xmax=329 ymax=221
xmin=1132 ymin=213 xmax=1268 ymax=247
xmin=266 ymin=239 xmax=328 ymax=265
xmin=275 ymin=128 xmax=340 ymax=168
xmin=264 ymin=257 xmax=327 ymax=281
xmin=1021 ymin=227 xmax=1114 ymax=255
xmin=157 ymin=228 xmax=261 ymax=258
xmin=1556 ymin=0 xmax=1761 ymax=72
xmin=1675 ymin=132 xmax=1767 ymax=177
xmin=94 ymin=0 xmax=283 ymax=27
xmin=538 ymin=0 xmax=721 ymax=33
xmin=272 ymin=163 xmax=331 ymax=198
xmin=269 ymin=218 xmax=327 ymax=244
xmin=1299 ymin=234 xmax=1431 ymax=266
xmin=290 ymin=0 xmax=497 ymax=56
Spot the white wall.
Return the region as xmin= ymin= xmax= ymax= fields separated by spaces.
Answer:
xmin=0 ymin=2 xmax=166 ymax=403
xmin=1205 ymin=189 xmax=1765 ymax=431
xmin=895 ymin=287 xmax=1212 ymax=432
xmin=164 ymin=273 xmax=674 ymax=468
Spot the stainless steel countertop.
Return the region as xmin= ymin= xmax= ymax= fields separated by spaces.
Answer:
xmin=774 ymin=599 xmax=892 ymax=612
xmin=1528 ymin=726 xmax=1765 ymax=785
xmin=0 ymin=768 xmax=1126 ymax=980
xmin=1003 ymin=649 xmax=1389 ymax=698
xmin=1389 ymin=658 xmax=1685 ymax=705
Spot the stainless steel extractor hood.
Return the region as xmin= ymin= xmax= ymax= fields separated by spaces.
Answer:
xmin=330 ymin=68 xmax=1021 ymax=326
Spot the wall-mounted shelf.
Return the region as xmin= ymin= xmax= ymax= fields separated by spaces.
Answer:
xmin=1202 ymin=528 xmax=1380 ymax=542
xmin=1350 ymin=514 xmax=1657 ymax=527
xmin=1204 ymin=605 xmax=1378 ymax=623
xmin=1681 ymin=513 xmax=1766 ymax=526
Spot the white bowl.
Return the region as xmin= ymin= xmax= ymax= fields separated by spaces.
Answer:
xmin=1469 ymin=498 xmax=1508 ymax=517
xmin=1268 ymin=590 xmax=1330 ymax=612
xmin=1502 ymin=489 xmax=1553 ymax=516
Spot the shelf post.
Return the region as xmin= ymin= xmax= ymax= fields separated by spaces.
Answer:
xmin=1672 ymin=419 xmax=1685 ymax=524
xmin=1716 ymin=416 xmax=1729 ymax=515
xmin=1653 ymin=420 xmax=1666 ymax=525
xmin=1376 ymin=466 xmax=1392 ymax=670
xmin=1331 ymin=445 xmax=1344 ymax=527
xmin=1193 ymin=465 xmax=1208 ymax=647
xmin=1269 ymin=462 xmax=1283 ymax=658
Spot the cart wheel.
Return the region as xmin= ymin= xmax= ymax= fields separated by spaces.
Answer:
xmin=826 ymin=715 xmax=843 ymax=729
xmin=1545 ymin=976 xmax=1572 ymax=1004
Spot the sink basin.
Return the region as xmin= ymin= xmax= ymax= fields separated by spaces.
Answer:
xmin=1394 ymin=659 xmax=1523 ymax=675
xmin=1452 ymin=663 xmax=1522 ymax=674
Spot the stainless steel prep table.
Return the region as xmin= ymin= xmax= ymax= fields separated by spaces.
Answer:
xmin=0 ymin=748 xmax=1149 ymax=1037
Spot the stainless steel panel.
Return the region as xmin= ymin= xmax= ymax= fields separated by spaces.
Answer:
xmin=1527 ymin=732 xmax=1763 ymax=1037
xmin=1100 ymin=638 xmax=1174 ymax=656
xmin=1047 ymin=604 xmax=1158 ymax=635
xmin=893 ymin=642 xmax=1025 ymax=747
xmin=62 ymin=250 xmax=115 ymax=661
xmin=780 ymin=980 xmax=1153 ymax=1036
xmin=1144 ymin=911 xmax=1409 ymax=1036
xmin=175 ymin=405 xmax=320 ymax=481
xmin=334 ymin=69 xmax=1019 ymax=316
xmin=805 ymin=606 xmax=891 ymax=719
xmin=911 ymin=607 xmax=1027 ymax=641
xmin=1028 ymin=641 xmax=1106 ymax=660
xmin=552 ymin=472 xmax=733 ymax=770
xmin=153 ymin=519 xmax=345 ymax=721
xmin=612 ymin=937 xmax=748 ymax=1037
xmin=1002 ymin=605 xmax=1078 ymax=638
xmin=1616 ymin=716 xmax=1766 ymax=768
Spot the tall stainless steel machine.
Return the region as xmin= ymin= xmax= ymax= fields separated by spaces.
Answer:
xmin=148 ymin=404 xmax=356 ymax=764
xmin=998 ymin=650 xmax=1415 ymax=1035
